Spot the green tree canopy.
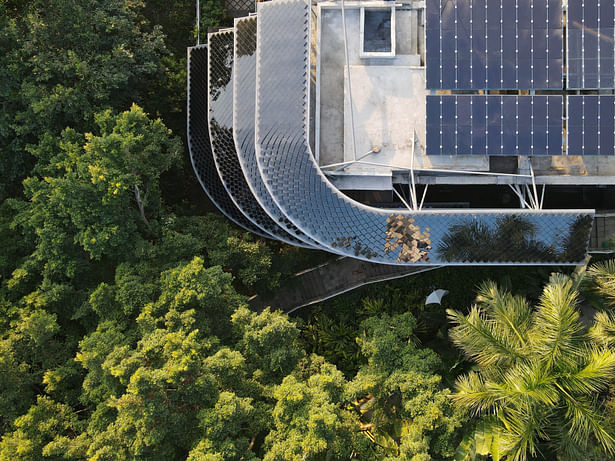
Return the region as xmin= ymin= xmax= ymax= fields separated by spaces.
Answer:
xmin=0 ymin=0 xmax=169 ymax=200
xmin=347 ymin=313 xmax=465 ymax=460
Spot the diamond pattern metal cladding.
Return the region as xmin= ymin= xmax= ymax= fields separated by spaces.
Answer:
xmin=209 ymin=30 xmax=304 ymax=243
xmin=233 ymin=17 xmax=319 ymax=248
xmin=187 ymin=45 xmax=269 ymax=237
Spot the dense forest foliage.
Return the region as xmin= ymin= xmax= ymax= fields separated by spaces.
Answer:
xmin=1 ymin=1 xmax=615 ymax=460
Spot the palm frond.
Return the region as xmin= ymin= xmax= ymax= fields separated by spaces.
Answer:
xmin=452 ymin=372 xmax=506 ymax=415
xmin=498 ymin=406 xmax=543 ymax=461
xmin=476 ymin=281 xmax=532 ymax=350
xmin=589 ymin=311 xmax=615 ymax=347
xmin=447 ymin=307 xmax=526 ymax=369
xmin=562 ymin=393 xmax=615 ymax=454
xmin=547 ymin=417 xmax=587 ymax=461
xmin=501 ymin=362 xmax=558 ymax=408
xmin=587 ymin=260 xmax=615 ymax=307
xmin=529 ymin=274 xmax=584 ymax=370
xmin=559 ymin=347 xmax=615 ymax=395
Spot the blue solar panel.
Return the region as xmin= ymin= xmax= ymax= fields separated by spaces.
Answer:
xmin=442 ymin=95 xmax=456 ymax=154
xmin=425 ymin=25 xmax=440 ymax=88
xmin=426 ymin=0 xmax=563 ymax=90
xmin=585 ymin=1 xmax=598 ymax=28
xmin=486 ymin=0 xmax=499 ymax=27
xmin=600 ymin=98 xmax=615 ymax=156
xmin=585 ymin=34 xmax=599 ymax=89
xmin=457 ymin=0 xmax=470 ymax=24
xmin=567 ymin=96 xmax=615 ymax=155
xmin=487 ymin=27 xmax=501 ymax=88
xmin=471 ymin=96 xmax=487 ymax=155
xmin=502 ymin=11 xmax=516 ymax=89
xmin=549 ymin=0 xmax=562 ymax=25
xmin=547 ymin=0 xmax=563 ymax=88
xmin=600 ymin=27 xmax=615 ymax=88
xmin=502 ymin=97 xmax=517 ymax=155
xmin=517 ymin=97 xmax=532 ymax=154
xmin=548 ymin=96 xmax=563 ymax=155
xmin=487 ymin=96 xmax=502 ymax=154
xmin=441 ymin=27 xmax=456 ymax=89
xmin=426 ymin=96 xmax=441 ymax=155
xmin=567 ymin=96 xmax=584 ymax=155
xmin=567 ymin=3 xmax=615 ymax=89
xmin=426 ymin=95 xmax=563 ymax=156
xmin=441 ymin=0 xmax=455 ymax=30
xmin=457 ymin=95 xmax=472 ymax=122
xmin=532 ymin=96 xmax=548 ymax=156
xmin=518 ymin=0 xmax=531 ymax=24
xmin=457 ymin=10 xmax=472 ymax=89
xmin=457 ymin=96 xmax=472 ymax=154
xmin=583 ymin=97 xmax=599 ymax=155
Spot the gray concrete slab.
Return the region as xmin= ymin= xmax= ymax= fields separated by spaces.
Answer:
xmin=343 ymin=65 xmax=425 ymax=167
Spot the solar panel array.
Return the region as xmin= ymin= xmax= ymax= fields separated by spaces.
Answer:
xmin=567 ymin=96 xmax=615 ymax=155
xmin=426 ymin=0 xmax=563 ymax=90
xmin=426 ymin=95 xmax=562 ymax=156
xmin=567 ymin=2 xmax=615 ymax=89
xmin=426 ymin=0 xmax=615 ymax=157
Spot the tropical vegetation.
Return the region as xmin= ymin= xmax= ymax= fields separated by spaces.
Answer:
xmin=1 ymin=0 xmax=615 ymax=460
xmin=448 ymin=275 xmax=615 ymax=460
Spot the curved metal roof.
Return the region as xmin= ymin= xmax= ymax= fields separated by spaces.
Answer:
xmin=232 ymin=17 xmax=321 ymax=249
xmin=187 ymin=44 xmax=269 ymax=237
xmin=208 ymin=31 xmax=307 ymax=244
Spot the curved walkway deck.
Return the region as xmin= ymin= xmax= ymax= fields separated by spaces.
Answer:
xmin=249 ymin=258 xmax=440 ymax=313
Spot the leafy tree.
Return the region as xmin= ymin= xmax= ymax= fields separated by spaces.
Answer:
xmin=82 ymin=260 xmax=241 ymax=460
xmin=264 ymin=356 xmax=371 ymax=461
xmin=347 ymin=313 xmax=465 ymax=460
xmin=9 ymin=105 xmax=180 ymax=297
xmin=448 ymin=275 xmax=615 ymax=460
xmin=0 ymin=0 xmax=169 ymax=200
xmin=189 ymin=392 xmax=260 ymax=461
xmin=232 ymin=307 xmax=304 ymax=384
xmin=0 ymin=308 xmax=67 ymax=433
xmin=0 ymin=396 xmax=87 ymax=461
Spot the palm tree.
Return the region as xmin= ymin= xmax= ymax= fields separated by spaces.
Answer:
xmin=589 ymin=260 xmax=615 ymax=348
xmin=447 ymin=274 xmax=615 ymax=461
xmin=588 ymin=259 xmax=615 ymax=308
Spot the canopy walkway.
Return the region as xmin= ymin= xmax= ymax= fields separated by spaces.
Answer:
xmin=249 ymin=258 xmax=441 ymax=313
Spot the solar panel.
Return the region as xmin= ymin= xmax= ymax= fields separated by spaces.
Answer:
xmin=457 ymin=95 xmax=472 ymax=154
xmin=487 ymin=96 xmax=502 ymax=154
xmin=567 ymin=96 xmax=583 ymax=154
xmin=532 ymin=95 xmax=547 ymax=156
xmin=584 ymin=96 xmax=599 ymax=154
xmin=567 ymin=96 xmax=615 ymax=155
xmin=425 ymin=0 xmax=440 ymax=89
xmin=426 ymin=95 xmax=563 ymax=156
xmin=548 ymin=96 xmax=563 ymax=155
xmin=426 ymin=0 xmax=563 ymax=90
xmin=567 ymin=3 xmax=615 ymax=89
xmin=502 ymin=96 xmax=517 ymax=155
xmin=441 ymin=95 xmax=456 ymax=154
xmin=426 ymin=95 xmax=441 ymax=155
xmin=517 ymin=96 xmax=532 ymax=154
xmin=472 ymin=95 xmax=487 ymax=155
xmin=599 ymin=97 xmax=615 ymax=156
